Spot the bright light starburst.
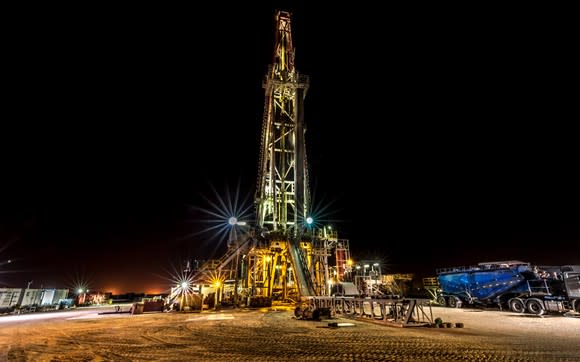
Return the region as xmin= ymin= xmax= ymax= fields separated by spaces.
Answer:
xmin=182 ymin=181 xmax=254 ymax=255
xmin=159 ymin=260 xmax=198 ymax=307
xmin=65 ymin=270 xmax=93 ymax=299
xmin=298 ymin=183 xmax=345 ymax=234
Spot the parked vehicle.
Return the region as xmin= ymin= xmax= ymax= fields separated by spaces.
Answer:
xmin=436 ymin=260 xmax=580 ymax=315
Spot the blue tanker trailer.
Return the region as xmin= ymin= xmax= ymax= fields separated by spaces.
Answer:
xmin=436 ymin=261 xmax=580 ymax=315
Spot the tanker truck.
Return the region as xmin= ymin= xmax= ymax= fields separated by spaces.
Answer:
xmin=436 ymin=260 xmax=580 ymax=315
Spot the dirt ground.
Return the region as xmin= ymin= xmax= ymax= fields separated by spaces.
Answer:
xmin=0 ymin=305 xmax=579 ymax=361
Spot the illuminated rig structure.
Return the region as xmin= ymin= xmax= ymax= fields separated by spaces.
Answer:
xmin=172 ymin=11 xmax=434 ymax=326
xmin=186 ymin=10 xmax=352 ymax=307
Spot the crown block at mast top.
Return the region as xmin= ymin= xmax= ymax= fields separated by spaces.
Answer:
xmin=266 ymin=10 xmax=309 ymax=89
xmin=274 ymin=11 xmax=294 ymax=76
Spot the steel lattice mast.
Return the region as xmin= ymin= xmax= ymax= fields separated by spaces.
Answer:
xmin=256 ymin=11 xmax=309 ymax=234
xmin=255 ymin=11 xmax=315 ymax=297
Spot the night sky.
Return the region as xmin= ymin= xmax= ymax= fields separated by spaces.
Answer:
xmin=2 ymin=4 xmax=578 ymax=294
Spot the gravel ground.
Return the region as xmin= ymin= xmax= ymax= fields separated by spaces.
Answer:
xmin=0 ymin=305 xmax=579 ymax=361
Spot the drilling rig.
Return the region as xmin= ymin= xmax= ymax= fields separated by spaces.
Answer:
xmin=253 ymin=9 xmax=318 ymax=300
xmin=185 ymin=10 xmax=352 ymax=308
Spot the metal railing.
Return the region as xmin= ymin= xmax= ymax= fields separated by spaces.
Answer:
xmin=308 ymin=296 xmax=433 ymax=327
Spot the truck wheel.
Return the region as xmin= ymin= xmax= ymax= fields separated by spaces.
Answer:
xmin=437 ymin=296 xmax=446 ymax=307
xmin=448 ymin=296 xmax=461 ymax=308
xmin=526 ymin=299 xmax=544 ymax=315
xmin=509 ymin=299 xmax=525 ymax=313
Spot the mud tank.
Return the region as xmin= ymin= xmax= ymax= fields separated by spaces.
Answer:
xmin=436 ymin=261 xmax=580 ymax=315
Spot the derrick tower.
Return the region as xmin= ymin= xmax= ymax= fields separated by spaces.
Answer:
xmin=256 ymin=11 xmax=309 ymax=237
xmin=184 ymin=11 xmax=351 ymax=307
xmin=255 ymin=10 xmax=315 ymax=298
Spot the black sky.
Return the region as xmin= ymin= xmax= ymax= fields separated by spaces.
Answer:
xmin=2 ymin=4 xmax=578 ymax=293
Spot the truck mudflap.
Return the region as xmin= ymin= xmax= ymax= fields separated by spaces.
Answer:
xmin=574 ymin=299 xmax=580 ymax=313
